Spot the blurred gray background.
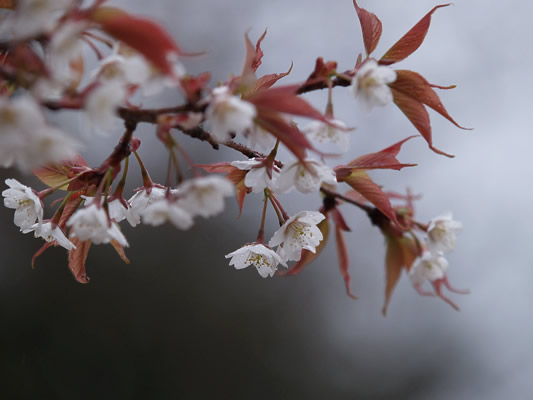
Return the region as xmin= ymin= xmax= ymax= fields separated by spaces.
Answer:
xmin=1 ymin=0 xmax=531 ymax=398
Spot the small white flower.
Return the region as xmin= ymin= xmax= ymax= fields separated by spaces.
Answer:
xmin=231 ymin=158 xmax=279 ymax=193
xmin=275 ymin=158 xmax=337 ymax=194
xmin=205 ymin=86 xmax=256 ymax=142
xmin=409 ymin=251 xmax=448 ymax=286
xmin=302 ymin=119 xmax=351 ymax=152
xmin=269 ymin=211 xmax=326 ymax=262
xmin=127 ymin=187 xmax=167 ymax=227
xmin=0 ymin=95 xmax=78 ymax=170
xmin=6 ymin=0 xmax=73 ymax=39
xmin=141 ymin=199 xmax=194 ymax=229
xmin=84 ymin=82 xmax=127 ymax=134
xmin=2 ymin=179 xmax=43 ymax=231
xmin=351 ymin=59 xmax=396 ymax=111
xmin=23 ymin=221 xmax=75 ymax=250
xmin=427 ymin=212 xmax=463 ymax=253
xmin=178 ymin=176 xmax=234 ymax=218
xmin=225 ymin=243 xmax=287 ymax=278
xmin=246 ymin=124 xmax=276 ymax=152
xmin=67 ymin=203 xmax=128 ymax=247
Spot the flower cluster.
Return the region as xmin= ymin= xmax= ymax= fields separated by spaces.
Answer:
xmin=0 ymin=1 xmax=467 ymax=312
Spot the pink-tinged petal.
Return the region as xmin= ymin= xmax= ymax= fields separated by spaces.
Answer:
xmin=347 ymin=135 xmax=417 ymax=170
xmin=337 ymin=169 xmax=403 ymax=229
xmin=353 ymin=0 xmax=383 ymax=56
xmin=335 ymin=224 xmax=358 ymax=299
xmin=68 ymin=237 xmax=92 ymax=284
xmin=380 ymin=4 xmax=451 ymax=65
xmin=390 ymin=70 xmax=470 ymax=130
xmin=90 ymin=7 xmax=183 ymax=76
xmin=390 ymin=87 xmax=454 ymax=157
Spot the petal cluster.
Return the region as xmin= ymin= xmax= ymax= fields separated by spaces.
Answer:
xmin=2 ymin=179 xmax=43 ymax=231
xmin=276 ymin=158 xmax=337 ymax=194
xmin=225 ymin=243 xmax=286 ymax=278
xmin=351 ymin=59 xmax=396 ymax=111
xmin=427 ymin=212 xmax=463 ymax=253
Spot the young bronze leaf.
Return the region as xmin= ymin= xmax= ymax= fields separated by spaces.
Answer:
xmin=252 ymin=64 xmax=293 ymax=94
xmin=335 ymin=224 xmax=358 ymax=299
xmin=347 ymin=135 xmax=417 ymax=170
xmin=353 ymin=0 xmax=383 ymax=56
xmin=391 ymin=87 xmax=454 ymax=157
xmin=390 ymin=70 xmax=469 ymax=130
xmin=339 ymin=170 xmax=403 ymax=229
xmin=68 ymin=238 xmax=92 ymax=284
xmin=380 ymin=4 xmax=451 ymax=65
xmin=111 ymin=240 xmax=130 ymax=264
xmin=284 ymin=217 xmax=330 ymax=276
xmin=383 ymin=236 xmax=404 ymax=316
xmin=91 ymin=7 xmax=183 ymax=76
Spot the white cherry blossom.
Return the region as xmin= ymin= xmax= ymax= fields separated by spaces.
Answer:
xmin=127 ymin=187 xmax=167 ymax=227
xmin=302 ymin=119 xmax=351 ymax=152
xmin=351 ymin=59 xmax=397 ymax=111
xmin=225 ymin=243 xmax=287 ymax=278
xmin=141 ymin=199 xmax=194 ymax=229
xmin=67 ymin=203 xmax=128 ymax=247
xmin=84 ymin=82 xmax=128 ymax=134
xmin=427 ymin=212 xmax=463 ymax=253
xmin=231 ymin=158 xmax=279 ymax=193
xmin=275 ymin=158 xmax=337 ymax=194
xmin=2 ymin=179 xmax=43 ymax=231
xmin=23 ymin=221 xmax=75 ymax=250
xmin=205 ymin=86 xmax=256 ymax=142
xmin=246 ymin=124 xmax=276 ymax=152
xmin=269 ymin=211 xmax=326 ymax=262
xmin=0 ymin=95 xmax=78 ymax=170
xmin=409 ymin=251 xmax=448 ymax=286
xmin=178 ymin=176 xmax=234 ymax=218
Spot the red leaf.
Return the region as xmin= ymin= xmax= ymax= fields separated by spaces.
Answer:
xmin=347 ymin=135 xmax=417 ymax=170
xmin=252 ymin=63 xmax=293 ymax=94
xmin=247 ymin=84 xmax=328 ymax=123
xmin=91 ymin=7 xmax=183 ymax=76
xmin=68 ymin=238 xmax=92 ymax=284
xmin=58 ymin=194 xmax=84 ymax=229
xmin=180 ymin=72 xmax=210 ymax=104
xmin=195 ymin=162 xmax=236 ymax=174
xmin=382 ymin=235 xmax=418 ymax=315
xmin=284 ymin=217 xmax=330 ymax=276
xmin=380 ymin=4 xmax=451 ymax=65
xmin=389 ymin=70 xmax=469 ymax=130
xmin=32 ymin=155 xmax=88 ymax=190
xmin=338 ymin=170 xmax=403 ymax=229
xmin=335 ymin=224 xmax=358 ymax=299
xmin=353 ymin=0 xmax=383 ymax=56
xmin=241 ymin=29 xmax=267 ymax=79
xmin=111 ymin=239 xmax=130 ymax=264
xmin=255 ymin=111 xmax=312 ymax=163
xmin=304 ymin=57 xmax=337 ymax=86
xmin=391 ymin=88 xmax=453 ymax=157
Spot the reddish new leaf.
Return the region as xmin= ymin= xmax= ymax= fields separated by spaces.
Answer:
xmin=391 ymin=88 xmax=453 ymax=157
xmin=339 ymin=170 xmax=403 ymax=228
xmin=335 ymin=224 xmax=358 ymax=299
xmin=247 ymin=84 xmax=328 ymax=123
xmin=353 ymin=0 xmax=383 ymax=56
xmin=68 ymin=238 xmax=92 ymax=284
xmin=383 ymin=235 xmax=418 ymax=315
xmin=111 ymin=239 xmax=130 ymax=264
xmin=380 ymin=4 xmax=451 ymax=65
xmin=91 ymin=7 xmax=183 ymax=76
xmin=284 ymin=217 xmax=330 ymax=276
xmin=304 ymin=57 xmax=337 ymax=86
xmin=0 ymin=0 xmax=14 ymax=9
xmin=251 ymin=63 xmax=293 ymax=94
xmin=33 ymin=155 xmax=88 ymax=190
xmin=389 ymin=70 xmax=469 ymax=130
xmin=180 ymin=72 xmax=210 ymax=104
xmin=347 ymin=135 xmax=417 ymax=170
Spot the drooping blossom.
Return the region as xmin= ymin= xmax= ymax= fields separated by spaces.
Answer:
xmin=178 ymin=176 xmax=234 ymax=218
xmin=66 ymin=203 xmax=128 ymax=247
xmin=23 ymin=221 xmax=76 ymax=250
xmin=409 ymin=251 xmax=448 ymax=287
xmin=0 ymin=95 xmax=78 ymax=170
xmin=275 ymin=158 xmax=337 ymax=194
xmin=205 ymin=86 xmax=257 ymax=142
xmin=127 ymin=186 xmax=167 ymax=227
xmin=302 ymin=119 xmax=351 ymax=152
xmin=427 ymin=212 xmax=463 ymax=253
xmin=141 ymin=199 xmax=194 ymax=230
xmin=2 ymin=179 xmax=43 ymax=231
xmin=225 ymin=243 xmax=287 ymax=278
xmin=268 ymin=211 xmax=326 ymax=262
xmin=351 ymin=59 xmax=396 ymax=111
xmin=231 ymin=158 xmax=279 ymax=193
